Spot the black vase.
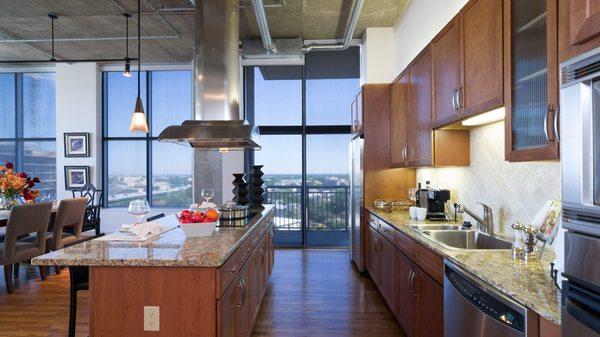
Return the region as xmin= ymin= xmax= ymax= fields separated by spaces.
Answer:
xmin=249 ymin=165 xmax=265 ymax=212
xmin=232 ymin=173 xmax=251 ymax=206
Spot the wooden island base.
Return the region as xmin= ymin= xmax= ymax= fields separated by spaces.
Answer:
xmin=89 ymin=220 xmax=274 ymax=337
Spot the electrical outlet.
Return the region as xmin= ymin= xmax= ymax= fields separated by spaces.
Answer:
xmin=144 ymin=306 xmax=160 ymax=331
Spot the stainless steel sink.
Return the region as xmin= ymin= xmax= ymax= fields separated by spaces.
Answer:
xmin=420 ymin=230 xmax=512 ymax=250
xmin=409 ymin=224 xmax=465 ymax=231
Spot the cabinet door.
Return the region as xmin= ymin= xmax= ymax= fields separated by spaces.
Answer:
xmin=235 ymin=262 xmax=252 ymax=337
xmin=252 ymin=239 xmax=268 ymax=320
xmin=391 ymin=73 xmax=409 ymax=167
xmin=569 ymin=0 xmax=600 ymax=45
xmin=415 ymin=267 xmax=443 ymax=337
xmin=432 ymin=16 xmax=462 ymax=127
xmin=461 ymin=0 xmax=503 ymax=116
xmin=379 ymin=237 xmax=397 ymax=315
xmin=219 ymin=279 xmax=237 ymax=337
xmin=396 ymin=250 xmax=416 ymax=337
xmin=505 ymin=0 xmax=559 ymax=162
xmin=366 ymin=224 xmax=381 ymax=286
xmin=407 ymin=48 xmax=433 ymax=167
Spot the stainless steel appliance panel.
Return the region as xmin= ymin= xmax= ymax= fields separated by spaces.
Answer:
xmin=350 ymin=136 xmax=364 ymax=271
xmin=444 ymin=262 xmax=526 ymax=337
xmin=565 ymin=232 xmax=600 ymax=288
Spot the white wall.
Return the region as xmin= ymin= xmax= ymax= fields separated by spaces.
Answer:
xmin=55 ymin=63 xmax=102 ymax=200
xmin=361 ymin=27 xmax=396 ymax=84
xmin=393 ymin=0 xmax=468 ymax=75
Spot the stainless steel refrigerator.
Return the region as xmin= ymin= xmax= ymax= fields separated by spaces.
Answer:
xmin=350 ymin=134 xmax=364 ymax=272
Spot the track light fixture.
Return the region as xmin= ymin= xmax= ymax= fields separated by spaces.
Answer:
xmin=123 ymin=12 xmax=132 ymax=77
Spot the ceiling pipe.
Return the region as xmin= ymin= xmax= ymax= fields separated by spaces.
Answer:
xmin=240 ymin=0 xmax=285 ymax=9
xmin=250 ymin=0 xmax=277 ymax=53
xmin=0 ymin=35 xmax=179 ymax=43
xmin=302 ymin=0 xmax=364 ymax=53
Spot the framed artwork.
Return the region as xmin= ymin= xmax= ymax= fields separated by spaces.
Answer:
xmin=64 ymin=166 xmax=90 ymax=190
xmin=64 ymin=133 xmax=90 ymax=157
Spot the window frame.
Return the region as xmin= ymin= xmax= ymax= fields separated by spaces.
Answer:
xmin=244 ymin=49 xmax=357 ymax=247
xmin=101 ymin=70 xmax=193 ymax=208
xmin=0 ymin=72 xmax=57 ymax=198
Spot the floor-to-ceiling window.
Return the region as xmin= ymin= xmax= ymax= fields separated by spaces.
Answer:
xmin=0 ymin=72 xmax=57 ymax=200
xmin=102 ymin=70 xmax=193 ymax=207
xmin=245 ymin=47 xmax=359 ymax=247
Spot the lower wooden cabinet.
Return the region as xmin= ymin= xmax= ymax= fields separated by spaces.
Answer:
xmin=415 ymin=266 xmax=444 ymax=337
xmin=218 ymin=261 xmax=252 ymax=337
xmin=380 ymin=236 xmax=397 ymax=314
xmin=367 ymin=214 xmax=443 ymax=337
xmin=367 ymin=224 xmax=381 ymax=286
xmin=395 ymin=250 xmax=417 ymax=337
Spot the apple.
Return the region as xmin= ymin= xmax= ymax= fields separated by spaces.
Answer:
xmin=191 ymin=212 xmax=205 ymax=223
xmin=180 ymin=217 xmax=192 ymax=224
xmin=180 ymin=210 xmax=192 ymax=218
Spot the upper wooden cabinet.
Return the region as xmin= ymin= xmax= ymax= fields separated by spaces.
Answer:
xmin=504 ymin=0 xmax=560 ymax=161
xmin=460 ymin=0 xmax=504 ymax=117
xmin=559 ymin=0 xmax=600 ymax=61
xmin=407 ymin=48 xmax=434 ymax=167
xmin=391 ymin=47 xmax=470 ymax=168
xmin=432 ymin=16 xmax=462 ymax=127
xmin=390 ymin=73 xmax=409 ymax=167
xmin=431 ymin=0 xmax=503 ymax=127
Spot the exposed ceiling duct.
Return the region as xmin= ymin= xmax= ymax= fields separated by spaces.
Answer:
xmin=302 ymin=0 xmax=365 ymax=52
xmin=250 ymin=0 xmax=277 ymax=53
xmin=158 ymin=0 xmax=261 ymax=150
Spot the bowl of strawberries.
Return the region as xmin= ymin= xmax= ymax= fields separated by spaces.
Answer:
xmin=178 ymin=208 xmax=220 ymax=237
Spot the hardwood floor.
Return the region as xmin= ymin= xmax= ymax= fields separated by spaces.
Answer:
xmin=251 ymin=249 xmax=405 ymax=337
xmin=0 ymin=249 xmax=404 ymax=337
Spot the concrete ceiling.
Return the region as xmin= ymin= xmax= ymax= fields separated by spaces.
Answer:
xmin=0 ymin=0 xmax=408 ymax=63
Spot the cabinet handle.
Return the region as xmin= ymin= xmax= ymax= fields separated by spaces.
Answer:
xmin=452 ymin=89 xmax=458 ymax=110
xmin=407 ymin=270 xmax=413 ymax=294
xmin=237 ymin=278 xmax=247 ymax=309
xmin=456 ymin=87 xmax=463 ymax=110
xmin=553 ymin=105 xmax=560 ymax=143
xmin=410 ymin=270 xmax=418 ymax=297
xmin=544 ymin=106 xmax=552 ymax=143
xmin=260 ymin=247 xmax=265 ymax=268
xmin=228 ymin=266 xmax=236 ymax=273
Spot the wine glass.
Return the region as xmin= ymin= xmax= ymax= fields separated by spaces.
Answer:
xmin=201 ymin=188 xmax=214 ymax=203
xmin=128 ymin=199 xmax=150 ymax=224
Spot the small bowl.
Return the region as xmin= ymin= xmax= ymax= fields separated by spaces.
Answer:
xmin=180 ymin=221 xmax=218 ymax=237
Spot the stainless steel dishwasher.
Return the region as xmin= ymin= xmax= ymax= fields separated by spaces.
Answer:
xmin=444 ymin=261 xmax=528 ymax=337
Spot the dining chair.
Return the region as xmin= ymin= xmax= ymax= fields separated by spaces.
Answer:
xmin=0 ymin=203 xmax=53 ymax=294
xmin=71 ymin=183 xmax=103 ymax=236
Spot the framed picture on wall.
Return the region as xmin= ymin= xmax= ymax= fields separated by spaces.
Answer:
xmin=65 ymin=166 xmax=90 ymax=190
xmin=64 ymin=133 xmax=90 ymax=157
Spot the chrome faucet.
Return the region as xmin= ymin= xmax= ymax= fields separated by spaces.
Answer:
xmin=455 ymin=203 xmax=494 ymax=236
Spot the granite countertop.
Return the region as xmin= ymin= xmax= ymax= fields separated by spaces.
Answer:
xmin=367 ymin=207 xmax=561 ymax=325
xmin=32 ymin=205 xmax=274 ymax=268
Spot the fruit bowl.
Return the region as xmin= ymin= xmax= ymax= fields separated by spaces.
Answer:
xmin=177 ymin=209 xmax=220 ymax=238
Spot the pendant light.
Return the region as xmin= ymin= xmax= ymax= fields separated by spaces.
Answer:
xmin=123 ymin=13 xmax=132 ymax=78
xmin=129 ymin=0 xmax=148 ymax=133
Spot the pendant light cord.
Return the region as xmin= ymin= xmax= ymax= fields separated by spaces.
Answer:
xmin=125 ymin=14 xmax=129 ymax=60
xmin=137 ymin=0 xmax=141 ymax=98
xmin=50 ymin=15 xmax=55 ymax=61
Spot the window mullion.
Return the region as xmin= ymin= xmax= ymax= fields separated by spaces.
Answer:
xmin=15 ymin=73 xmax=24 ymax=171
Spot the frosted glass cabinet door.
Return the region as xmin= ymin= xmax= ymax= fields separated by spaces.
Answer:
xmin=504 ymin=0 xmax=560 ymax=161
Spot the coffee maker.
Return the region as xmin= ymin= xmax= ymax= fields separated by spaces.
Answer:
xmin=416 ymin=182 xmax=451 ymax=220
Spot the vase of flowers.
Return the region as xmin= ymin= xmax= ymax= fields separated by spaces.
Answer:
xmin=0 ymin=162 xmax=40 ymax=210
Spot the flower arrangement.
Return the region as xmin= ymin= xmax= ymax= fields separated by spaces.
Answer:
xmin=0 ymin=162 xmax=40 ymax=208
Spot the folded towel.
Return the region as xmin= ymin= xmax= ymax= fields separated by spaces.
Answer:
xmin=130 ymin=221 xmax=162 ymax=238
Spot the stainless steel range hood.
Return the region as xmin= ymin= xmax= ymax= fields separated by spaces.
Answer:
xmin=158 ymin=0 xmax=261 ymax=150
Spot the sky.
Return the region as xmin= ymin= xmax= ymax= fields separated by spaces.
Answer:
xmin=105 ymin=65 xmax=359 ymax=177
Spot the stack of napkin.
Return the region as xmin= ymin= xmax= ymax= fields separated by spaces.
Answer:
xmin=130 ymin=221 xmax=162 ymax=238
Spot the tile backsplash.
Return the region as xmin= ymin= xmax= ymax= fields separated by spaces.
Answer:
xmin=417 ymin=121 xmax=561 ymax=235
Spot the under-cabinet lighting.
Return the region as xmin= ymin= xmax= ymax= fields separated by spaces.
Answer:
xmin=461 ymin=107 xmax=505 ymax=126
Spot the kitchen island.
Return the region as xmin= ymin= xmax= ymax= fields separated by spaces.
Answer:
xmin=33 ymin=206 xmax=275 ymax=337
